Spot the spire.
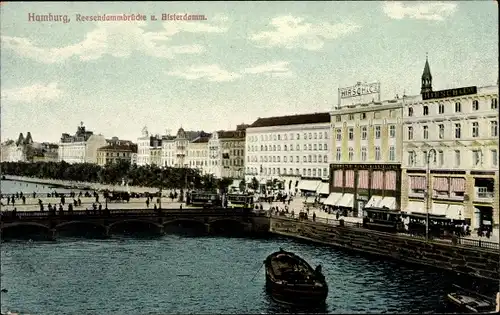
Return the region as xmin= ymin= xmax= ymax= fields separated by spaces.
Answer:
xmin=421 ymin=53 xmax=433 ymax=94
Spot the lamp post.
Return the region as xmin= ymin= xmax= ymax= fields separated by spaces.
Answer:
xmin=425 ymin=148 xmax=437 ymax=241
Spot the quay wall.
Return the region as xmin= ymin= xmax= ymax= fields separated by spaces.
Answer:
xmin=270 ymin=217 xmax=499 ymax=281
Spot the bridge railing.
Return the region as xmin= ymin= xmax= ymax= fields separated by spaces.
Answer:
xmin=270 ymin=214 xmax=499 ymax=251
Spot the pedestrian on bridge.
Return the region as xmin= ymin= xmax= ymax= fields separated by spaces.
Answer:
xmin=22 ymin=196 xmax=26 ymax=205
xmin=146 ymin=198 xmax=150 ymax=208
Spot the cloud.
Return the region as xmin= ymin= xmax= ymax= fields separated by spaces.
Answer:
xmin=167 ymin=64 xmax=241 ymax=82
xmin=1 ymin=82 xmax=63 ymax=102
xmin=1 ymin=17 xmax=229 ymax=63
xmin=242 ymin=61 xmax=293 ymax=77
xmin=382 ymin=2 xmax=458 ymax=21
xmin=250 ymin=15 xmax=360 ymax=51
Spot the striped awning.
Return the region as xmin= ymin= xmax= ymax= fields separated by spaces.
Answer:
xmin=297 ymin=180 xmax=321 ymax=191
xmin=324 ymin=193 xmax=343 ymax=206
xmin=405 ymin=201 xmax=425 ymax=214
xmin=337 ymin=193 xmax=354 ymax=208
xmin=316 ymin=182 xmax=329 ymax=195
xmin=379 ymin=197 xmax=397 ymax=210
xmin=366 ymin=195 xmax=383 ymax=208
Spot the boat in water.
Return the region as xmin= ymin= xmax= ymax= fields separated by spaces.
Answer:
xmin=446 ymin=285 xmax=496 ymax=313
xmin=264 ymin=248 xmax=328 ymax=306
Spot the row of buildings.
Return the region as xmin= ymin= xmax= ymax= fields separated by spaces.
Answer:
xmin=1 ymin=58 xmax=498 ymax=230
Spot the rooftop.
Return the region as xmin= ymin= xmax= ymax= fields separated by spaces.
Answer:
xmin=250 ymin=112 xmax=331 ymax=128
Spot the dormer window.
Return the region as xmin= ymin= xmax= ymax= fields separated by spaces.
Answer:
xmin=423 ymin=105 xmax=429 ymax=116
xmin=408 ymin=107 xmax=413 ymax=117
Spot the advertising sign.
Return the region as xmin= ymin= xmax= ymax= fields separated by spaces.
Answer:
xmin=338 ymin=82 xmax=381 ymax=108
xmin=421 ymin=86 xmax=477 ymax=100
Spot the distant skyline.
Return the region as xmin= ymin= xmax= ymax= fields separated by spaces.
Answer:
xmin=1 ymin=1 xmax=498 ymax=143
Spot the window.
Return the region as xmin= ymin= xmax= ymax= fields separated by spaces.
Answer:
xmin=375 ymin=147 xmax=381 ymax=161
xmin=408 ymin=107 xmax=413 ymax=117
xmin=423 ymin=126 xmax=428 ymax=139
xmin=312 ymin=155 xmax=317 ymax=163
xmin=312 ymin=169 xmax=316 ymax=177
xmin=438 ymin=124 xmax=444 ymax=139
xmin=492 ymin=98 xmax=498 ymax=109
xmin=284 ymin=145 xmax=287 ymax=151
xmin=438 ymin=103 xmax=444 ymax=114
xmin=348 ymin=114 xmax=354 ymax=120
xmin=375 ymin=126 xmax=381 ymax=139
xmin=308 ymin=133 xmax=312 ymax=139
xmin=290 ymin=134 xmax=294 ymax=140
xmin=423 ymin=105 xmax=429 ymax=116
xmin=455 ymin=102 xmax=461 ymax=112
xmin=389 ymin=125 xmax=396 ymax=138
xmin=336 ymin=128 xmax=342 ymax=141
xmin=408 ymin=126 xmax=413 ymax=140
xmin=312 ymin=144 xmax=316 ymax=151
xmin=408 ymin=151 xmax=415 ymax=166
xmin=318 ymin=144 xmax=322 ymax=150
xmin=303 ymin=156 xmax=307 ymax=162
xmin=491 ymin=149 xmax=498 ymax=166
xmin=324 ymin=132 xmax=328 ymax=139
xmin=423 ymin=151 xmax=427 ymax=165
xmin=323 ymin=168 xmax=327 ymax=177
xmin=472 ymin=150 xmax=482 ymax=166
xmin=296 ymin=144 xmax=300 ymax=150
xmin=472 ymin=122 xmax=479 ymax=138
xmin=361 ymin=127 xmax=367 ymax=140
xmin=491 ymin=121 xmax=498 ymax=137
xmin=284 ymin=156 xmax=287 ymax=162
xmin=314 ymin=133 xmax=317 ymax=139
xmin=308 ymin=144 xmax=312 ymax=150
xmin=348 ymin=128 xmax=354 ymax=140
xmin=319 ymin=133 xmax=322 ymax=139
xmin=455 ymin=123 xmax=461 ymax=139
xmin=361 ymin=113 xmax=366 ymax=119
xmin=361 ymin=147 xmax=367 ymax=161
xmin=324 ymin=144 xmax=328 ymax=150
xmin=303 ymin=144 xmax=307 ymax=150
xmin=336 ymin=147 xmax=341 ymax=161
xmin=277 ymin=134 xmax=281 ymax=140
xmin=389 ymin=146 xmax=395 ymax=161
xmin=297 ymin=133 xmax=300 ymax=140
xmin=438 ymin=150 xmax=444 ymax=166
xmin=336 ymin=115 xmax=341 ymax=122
xmin=296 ymin=156 xmax=299 ymax=163
xmin=323 ymin=155 xmax=328 ymax=163
xmin=472 ymin=100 xmax=479 ymax=111
xmin=348 ymin=147 xmax=354 ymax=161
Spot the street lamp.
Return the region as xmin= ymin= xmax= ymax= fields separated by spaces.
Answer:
xmin=425 ymin=148 xmax=437 ymax=241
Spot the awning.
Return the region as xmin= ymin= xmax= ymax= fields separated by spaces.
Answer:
xmin=366 ymin=196 xmax=383 ymax=208
xmin=297 ymin=180 xmax=321 ymax=192
xmin=316 ymin=182 xmax=329 ymax=195
xmin=447 ymin=205 xmax=464 ymax=220
xmin=431 ymin=203 xmax=449 ymax=216
xmin=405 ymin=201 xmax=425 ymax=214
xmin=379 ymin=197 xmax=397 ymax=210
xmin=337 ymin=193 xmax=354 ymax=208
xmin=318 ymin=197 xmax=327 ymax=204
xmin=324 ymin=193 xmax=343 ymax=206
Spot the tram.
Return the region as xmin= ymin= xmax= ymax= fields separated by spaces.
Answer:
xmin=226 ymin=193 xmax=254 ymax=209
xmin=362 ymin=207 xmax=404 ymax=233
xmin=189 ymin=191 xmax=222 ymax=208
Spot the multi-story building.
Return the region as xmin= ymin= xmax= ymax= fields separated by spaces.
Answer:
xmin=1 ymin=140 xmax=16 ymax=162
xmin=96 ymin=139 xmax=137 ymax=166
xmin=137 ymin=127 xmax=152 ymax=166
xmin=187 ymin=135 xmax=211 ymax=175
xmin=58 ymin=123 xmax=107 ymax=164
xmin=162 ymin=128 xmax=209 ymax=168
xmin=329 ymin=92 xmax=403 ymax=217
xmin=245 ymin=114 xmax=331 ymax=192
xmin=401 ymin=57 xmax=499 ymax=230
xmin=209 ymin=125 xmax=247 ymax=179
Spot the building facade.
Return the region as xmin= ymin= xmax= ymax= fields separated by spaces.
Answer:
xmin=32 ymin=143 xmax=59 ymax=162
xmin=245 ymin=114 xmax=331 ymax=191
xmin=209 ymin=125 xmax=246 ymax=179
xmin=401 ymin=58 xmax=499 ymax=230
xmin=136 ymin=127 xmax=152 ymax=166
xmin=329 ymin=95 xmax=403 ymax=216
xmin=58 ymin=123 xmax=107 ymax=164
xmin=96 ymin=141 xmax=137 ymax=166
xmin=187 ymin=135 xmax=210 ymax=175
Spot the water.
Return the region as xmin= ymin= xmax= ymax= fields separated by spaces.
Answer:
xmin=0 ymin=181 xmax=488 ymax=314
xmin=0 ymin=179 xmax=87 ymax=195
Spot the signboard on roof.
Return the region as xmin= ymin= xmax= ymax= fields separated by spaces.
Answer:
xmin=337 ymin=82 xmax=381 ymax=108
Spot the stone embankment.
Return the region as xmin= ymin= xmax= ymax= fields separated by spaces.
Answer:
xmin=270 ymin=216 xmax=499 ymax=281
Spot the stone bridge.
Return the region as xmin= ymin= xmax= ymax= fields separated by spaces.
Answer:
xmin=0 ymin=208 xmax=271 ymax=239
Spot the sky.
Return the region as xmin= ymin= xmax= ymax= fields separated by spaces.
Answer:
xmin=1 ymin=1 xmax=498 ymax=143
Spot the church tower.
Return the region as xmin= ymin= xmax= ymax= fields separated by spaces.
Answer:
xmin=421 ymin=54 xmax=433 ymax=94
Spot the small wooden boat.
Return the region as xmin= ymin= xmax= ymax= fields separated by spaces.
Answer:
xmin=446 ymin=285 xmax=496 ymax=313
xmin=264 ymin=248 xmax=328 ymax=305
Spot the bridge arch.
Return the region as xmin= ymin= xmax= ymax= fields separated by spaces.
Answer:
xmin=55 ymin=220 xmax=106 ymax=231
xmin=163 ymin=218 xmax=206 ymax=227
xmin=208 ymin=218 xmax=247 ymax=234
xmin=107 ymin=219 xmax=163 ymax=234
xmin=2 ymin=222 xmax=50 ymax=231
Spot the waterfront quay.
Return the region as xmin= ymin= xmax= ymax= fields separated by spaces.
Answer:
xmin=0 ymin=208 xmax=271 ymax=239
xmin=270 ymin=215 xmax=499 ymax=282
